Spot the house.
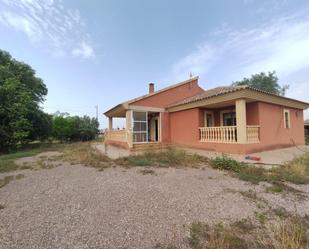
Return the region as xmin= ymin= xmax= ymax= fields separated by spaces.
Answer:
xmin=305 ymin=119 xmax=309 ymax=144
xmin=104 ymin=77 xmax=309 ymax=154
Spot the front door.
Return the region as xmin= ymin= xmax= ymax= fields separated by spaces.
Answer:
xmin=148 ymin=116 xmax=159 ymax=142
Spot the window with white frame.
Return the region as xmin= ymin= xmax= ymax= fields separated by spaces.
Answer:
xmin=283 ymin=109 xmax=290 ymax=129
xmin=204 ymin=111 xmax=214 ymax=127
xmin=133 ymin=111 xmax=148 ymax=142
xmin=220 ymin=110 xmax=236 ymax=126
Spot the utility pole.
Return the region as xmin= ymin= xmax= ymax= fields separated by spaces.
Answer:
xmin=95 ymin=105 xmax=98 ymax=121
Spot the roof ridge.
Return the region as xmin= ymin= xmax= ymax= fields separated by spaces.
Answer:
xmin=124 ymin=76 xmax=200 ymax=105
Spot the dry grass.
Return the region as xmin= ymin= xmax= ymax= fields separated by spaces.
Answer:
xmin=210 ymin=153 xmax=309 ymax=186
xmin=0 ymin=174 xmax=25 ymax=188
xmin=139 ymin=168 xmax=156 ymax=175
xmin=159 ymin=216 xmax=308 ymax=249
xmin=115 ymin=148 xmax=208 ymax=168
xmin=0 ymin=143 xmax=65 ymax=173
xmin=259 ymin=217 xmax=308 ymax=249
xmin=62 ymin=142 xmax=111 ymax=170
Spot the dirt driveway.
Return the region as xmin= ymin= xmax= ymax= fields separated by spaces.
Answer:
xmin=0 ymin=154 xmax=308 ymax=249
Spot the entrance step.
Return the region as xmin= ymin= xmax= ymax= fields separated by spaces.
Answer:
xmin=131 ymin=143 xmax=170 ymax=152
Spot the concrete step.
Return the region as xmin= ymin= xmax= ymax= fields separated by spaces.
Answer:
xmin=131 ymin=143 xmax=170 ymax=151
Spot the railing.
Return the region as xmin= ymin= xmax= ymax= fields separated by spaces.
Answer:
xmin=246 ymin=125 xmax=260 ymax=143
xmin=199 ymin=126 xmax=237 ymax=143
xmin=105 ymin=129 xmax=133 ymax=148
xmin=199 ymin=125 xmax=260 ymax=143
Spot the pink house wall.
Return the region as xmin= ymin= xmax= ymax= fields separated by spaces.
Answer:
xmin=168 ymin=101 xmax=305 ymax=154
xmin=258 ymin=102 xmax=304 ymax=150
xmin=131 ymin=79 xmax=204 ymax=108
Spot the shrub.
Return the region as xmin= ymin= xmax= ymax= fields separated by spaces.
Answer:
xmin=210 ymin=156 xmax=247 ymax=173
xmin=210 ymin=154 xmax=309 ymax=185
xmin=63 ymin=142 xmax=110 ymax=169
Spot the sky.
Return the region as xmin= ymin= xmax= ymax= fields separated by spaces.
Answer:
xmin=0 ymin=0 xmax=309 ymax=128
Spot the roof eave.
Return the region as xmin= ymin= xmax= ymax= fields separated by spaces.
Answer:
xmin=104 ymin=103 xmax=128 ymax=118
xmin=167 ymin=88 xmax=309 ymax=112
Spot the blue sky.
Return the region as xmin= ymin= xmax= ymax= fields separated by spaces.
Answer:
xmin=0 ymin=0 xmax=309 ymax=128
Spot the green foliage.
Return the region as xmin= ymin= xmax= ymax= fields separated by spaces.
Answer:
xmin=0 ymin=143 xmax=65 ymax=173
xmin=232 ymin=71 xmax=289 ymax=96
xmin=0 ymin=50 xmax=49 ymax=151
xmin=210 ymin=153 xmax=309 ymax=185
xmin=52 ymin=115 xmax=99 ymax=142
xmin=210 ymin=155 xmax=247 ymax=173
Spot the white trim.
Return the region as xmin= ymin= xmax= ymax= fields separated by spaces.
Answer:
xmin=132 ymin=111 xmax=148 ymax=143
xmin=283 ymin=109 xmax=291 ymax=129
xmin=220 ymin=109 xmax=236 ymax=126
xmin=129 ymin=105 xmax=165 ymax=113
xmin=204 ymin=110 xmax=214 ymax=127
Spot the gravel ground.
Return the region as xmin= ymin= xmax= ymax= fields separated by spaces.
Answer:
xmin=0 ymin=157 xmax=308 ymax=249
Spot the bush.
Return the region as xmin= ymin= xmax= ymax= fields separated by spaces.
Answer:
xmin=52 ymin=115 xmax=99 ymax=142
xmin=210 ymin=154 xmax=309 ymax=185
xmin=210 ymin=156 xmax=247 ymax=173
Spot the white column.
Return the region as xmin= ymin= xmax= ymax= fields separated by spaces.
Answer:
xmin=108 ymin=117 xmax=113 ymax=130
xmin=126 ymin=110 xmax=133 ymax=148
xmin=236 ymin=99 xmax=247 ymax=143
xmin=125 ymin=110 xmax=132 ymax=130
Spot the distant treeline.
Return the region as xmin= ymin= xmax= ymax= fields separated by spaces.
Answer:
xmin=0 ymin=49 xmax=98 ymax=151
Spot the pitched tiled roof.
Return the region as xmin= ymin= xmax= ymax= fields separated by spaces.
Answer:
xmin=168 ymin=85 xmax=309 ymax=109
xmin=104 ymin=76 xmax=200 ymax=116
xmin=168 ymin=85 xmax=247 ymax=107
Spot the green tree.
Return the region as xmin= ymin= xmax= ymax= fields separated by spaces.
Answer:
xmin=52 ymin=115 xmax=99 ymax=142
xmin=0 ymin=50 xmax=49 ymax=151
xmin=232 ymin=71 xmax=289 ymax=96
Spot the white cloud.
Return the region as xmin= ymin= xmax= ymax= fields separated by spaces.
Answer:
xmin=172 ymin=43 xmax=218 ymax=81
xmin=172 ymin=9 xmax=309 ymax=81
xmin=0 ymin=0 xmax=95 ymax=59
xmin=72 ymin=41 xmax=95 ymax=59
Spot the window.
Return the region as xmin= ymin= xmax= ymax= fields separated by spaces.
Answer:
xmin=221 ymin=111 xmax=236 ymax=126
xmin=284 ymin=109 xmax=290 ymax=129
xmin=204 ymin=111 xmax=214 ymax=127
xmin=133 ymin=111 xmax=148 ymax=142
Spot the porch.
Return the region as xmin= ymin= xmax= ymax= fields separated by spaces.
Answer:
xmin=105 ymin=108 xmax=162 ymax=149
xmin=198 ymin=99 xmax=260 ymax=144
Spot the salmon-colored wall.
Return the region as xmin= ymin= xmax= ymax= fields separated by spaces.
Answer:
xmin=258 ymin=102 xmax=304 ymax=150
xmin=131 ymin=79 xmax=204 ymax=108
xmin=105 ymin=140 xmax=130 ymax=150
xmin=161 ymin=112 xmax=171 ymax=143
xmin=168 ymin=102 xmax=305 ymax=154
xmin=199 ymin=102 xmax=259 ymax=127
xmin=170 ymin=108 xmax=201 ymax=146
xmin=246 ymin=102 xmax=259 ymax=125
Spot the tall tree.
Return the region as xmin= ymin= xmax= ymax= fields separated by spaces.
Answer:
xmin=0 ymin=50 xmax=49 ymax=150
xmin=232 ymin=71 xmax=289 ymax=96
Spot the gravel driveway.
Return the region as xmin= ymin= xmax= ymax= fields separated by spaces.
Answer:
xmin=0 ymin=158 xmax=308 ymax=249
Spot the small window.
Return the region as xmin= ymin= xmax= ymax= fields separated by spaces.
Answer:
xmin=204 ymin=111 xmax=214 ymax=127
xmin=284 ymin=109 xmax=290 ymax=129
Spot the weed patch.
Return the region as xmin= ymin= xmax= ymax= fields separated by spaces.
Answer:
xmin=139 ymin=168 xmax=156 ymax=175
xmin=116 ymin=148 xmax=208 ymax=168
xmin=0 ymin=143 xmax=65 ymax=173
xmin=62 ymin=142 xmax=111 ymax=170
xmin=210 ymin=154 xmax=309 ymax=186
xmin=160 ymin=216 xmax=308 ymax=249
